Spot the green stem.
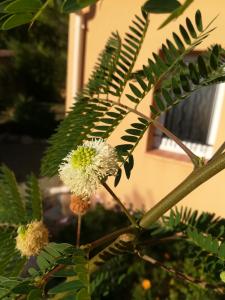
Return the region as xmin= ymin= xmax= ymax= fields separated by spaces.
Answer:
xmin=102 ymin=182 xmax=138 ymax=227
xmin=84 ymin=225 xmax=134 ymax=251
xmin=210 ymin=141 xmax=225 ymax=161
xmin=140 ymin=153 xmax=225 ymax=229
xmin=29 ymin=0 xmax=52 ymax=29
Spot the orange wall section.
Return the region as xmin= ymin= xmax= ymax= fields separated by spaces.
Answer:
xmin=81 ymin=0 xmax=225 ymax=216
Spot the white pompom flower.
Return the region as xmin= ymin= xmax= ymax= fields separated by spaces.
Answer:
xmin=58 ymin=139 xmax=118 ymax=197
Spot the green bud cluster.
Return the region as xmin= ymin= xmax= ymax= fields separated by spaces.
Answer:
xmin=71 ymin=146 xmax=96 ymax=169
xmin=17 ymin=225 xmax=26 ymax=236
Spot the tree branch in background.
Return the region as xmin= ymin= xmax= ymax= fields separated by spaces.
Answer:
xmin=136 ymin=251 xmax=224 ymax=294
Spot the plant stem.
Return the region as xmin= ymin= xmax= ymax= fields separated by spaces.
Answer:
xmin=76 ymin=214 xmax=82 ymax=248
xmin=41 ymin=264 xmax=64 ymax=285
xmin=140 ymin=153 xmax=225 ymax=229
xmin=210 ymin=141 xmax=225 ymax=161
xmin=153 ymin=120 xmax=200 ymax=167
xmin=136 ymin=251 xmax=224 ymax=293
xmin=84 ymin=225 xmax=134 ymax=251
xmin=29 ymin=0 xmax=52 ymax=29
xmin=137 ymin=232 xmax=184 ymax=247
xmin=102 ymin=182 xmax=138 ymax=227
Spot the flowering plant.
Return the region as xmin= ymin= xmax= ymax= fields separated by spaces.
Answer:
xmin=1 ymin=1 xmax=225 ymax=299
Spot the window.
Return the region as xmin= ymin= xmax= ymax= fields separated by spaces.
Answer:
xmin=150 ymin=54 xmax=225 ymax=159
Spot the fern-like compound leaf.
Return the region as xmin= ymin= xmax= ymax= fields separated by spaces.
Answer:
xmin=25 ymin=174 xmax=42 ymax=221
xmin=127 ymin=10 xmax=216 ymax=107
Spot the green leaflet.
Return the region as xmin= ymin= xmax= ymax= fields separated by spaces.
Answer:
xmin=25 ymin=174 xmax=42 ymax=221
xmin=0 ymin=165 xmax=43 ymax=225
xmin=0 ymin=0 xmax=42 ymax=30
xmin=143 ymin=0 xmax=181 ymax=14
xmin=0 ymin=165 xmax=26 ymax=225
xmin=158 ymin=0 xmax=194 ymax=29
xmin=115 ymin=118 xmax=150 ymax=185
xmin=62 ymin=0 xmax=98 ymax=13
xmin=4 ymin=0 xmax=41 ymax=13
xmin=0 ymin=228 xmax=25 ymax=277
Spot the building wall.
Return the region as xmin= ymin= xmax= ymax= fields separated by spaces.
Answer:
xmin=81 ymin=0 xmax=225 ymax=215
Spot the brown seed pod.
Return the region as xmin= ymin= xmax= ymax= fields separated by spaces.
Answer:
xmin=70 ymin=194 xmax=91 ymax=215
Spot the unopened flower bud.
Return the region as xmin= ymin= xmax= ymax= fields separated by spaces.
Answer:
xmin=70 ymin=194 xmax=91 ymax=215
xmin=141 ymin=279 xmax=152 ymax=290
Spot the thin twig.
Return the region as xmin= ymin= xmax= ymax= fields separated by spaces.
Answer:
xmin=137 ymin=233 xmax=184 ymax=247
xmin=84 ymin=225 xmax=134 ymax=251
xmin=102 ymin=182 xmax=138 ymax=227
xmin=76 ymin=214 xmax=82 ymax=248
xmin=136 ymin=251 xmax=224 ymax=294
xmin=41 ymin=264 xmax=64 ymax=284
xmin=29 ymin=0 xmax=52 ymax=29
xmin=153 ymin=120 xmax=200 ymax=167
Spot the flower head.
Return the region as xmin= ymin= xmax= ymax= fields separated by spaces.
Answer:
xmin=16 ymin=221 xmax=49 ymax=257
xmin=59 ymin=139 xmax=118 ymax=197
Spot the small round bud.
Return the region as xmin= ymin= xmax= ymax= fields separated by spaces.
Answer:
xmin=16 ymin=221 xmax=49 ymax=257
xmin=141 ymin=279 xmax=152 ymax=290
xmin=70 ymin=194 xmax=91 ymax=215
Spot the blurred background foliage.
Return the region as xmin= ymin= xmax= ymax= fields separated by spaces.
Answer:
xmin=0 ymin=0 xmax=68 ymax=138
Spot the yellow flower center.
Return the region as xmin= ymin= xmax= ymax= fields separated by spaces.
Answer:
xmin=71 ymin=146 xmax=96 ymax=169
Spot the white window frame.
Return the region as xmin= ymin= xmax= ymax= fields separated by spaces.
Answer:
xmin=153 ymin=83 xmax=225 ymax=159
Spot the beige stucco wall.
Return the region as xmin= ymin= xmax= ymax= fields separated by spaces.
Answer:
xmin=76 ymin=0 xmax=225 ymax=215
